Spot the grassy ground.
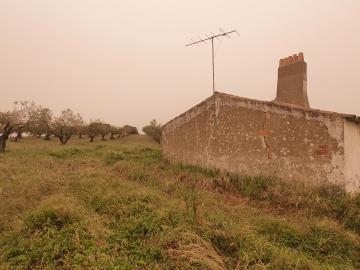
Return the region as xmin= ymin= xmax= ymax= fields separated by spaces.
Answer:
xmin=0 ymin=135 xmax=360 ymax=269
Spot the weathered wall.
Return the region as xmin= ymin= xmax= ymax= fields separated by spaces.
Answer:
xmin=344 ymin=120 xmax=360 ymax=192
xmin=162 ymin=92 xmax=349 ymax=189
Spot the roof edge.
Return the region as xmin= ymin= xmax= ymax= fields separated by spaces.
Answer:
xmin=162 ymin=94 xmax=215 ymax=129
xmin=214 ymin=91 xmax=360 ymax=122
xmin=162 ymin=91 xmax=360 ymax=128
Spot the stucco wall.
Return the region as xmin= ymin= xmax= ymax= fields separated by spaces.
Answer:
xmin=163 ymin=92 xmax=348 ymax=188
xmin=344 ymin=120 xmax=360 ymax=192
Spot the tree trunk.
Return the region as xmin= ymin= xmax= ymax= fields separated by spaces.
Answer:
xmin=0 ymin=136 xmax=7 ymax=153
xmin=13 ymin=130 xmax=22 ymax=142
xmin=57 ymin=135 xmax=64 ymax=145
xmin=17 ymin=130 xmax=22 ymax=140
xmin=101 ymin=134 xmax=106 ymax=141
xmin=64 ymin=135 xmax=71 ymax=145
xmin=78 ymin=134 xmax=82 ymax=139
xmin=44 ymin=133 xmax=51 ymax=141
xmin=110 ymin=133 xmax=115 ymax=140
xmin=89 ymin=135 xmax=94 ymax=142
xmin=61 ymin=140 xmax=66 ymax=145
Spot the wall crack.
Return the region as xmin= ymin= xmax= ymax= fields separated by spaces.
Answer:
xmin=260 ymin=111 xmax=272 ymax=159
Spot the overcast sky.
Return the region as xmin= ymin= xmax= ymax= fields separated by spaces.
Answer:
xmin=1 ymin=0 xmax=359 ymax=128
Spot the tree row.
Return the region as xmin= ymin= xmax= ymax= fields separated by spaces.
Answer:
xmin=0 ymin=101 xmax=139 ymax=152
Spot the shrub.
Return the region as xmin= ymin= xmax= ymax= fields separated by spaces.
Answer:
xmin=142 ymin=120 xmax=162 ymax=143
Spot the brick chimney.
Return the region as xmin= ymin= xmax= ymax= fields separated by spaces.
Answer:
xmin=275 ymin=52 xmax=310 ymax=108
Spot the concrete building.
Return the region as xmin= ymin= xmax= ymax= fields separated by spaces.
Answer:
xmin=162 ymin=53 xmax=360 ymax=192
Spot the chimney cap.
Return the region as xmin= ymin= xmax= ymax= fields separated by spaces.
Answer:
xmin=279 ymin=52 xmax=304 ymax=68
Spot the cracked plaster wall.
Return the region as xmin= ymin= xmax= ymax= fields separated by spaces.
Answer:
xmin=162 ymin=93 xmax=353 ymax=190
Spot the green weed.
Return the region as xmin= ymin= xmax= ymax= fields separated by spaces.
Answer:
xmin=257 ymin=220 xmax=302 ymax=248
xmin=0 ymin=208 xmax=106 ymax=269
xmin=49 ymin=148 xmax=83 ymax=159
xmin=184 ymin=185 xmax=200 ymax=223
xmin=104 ymin=151 xmax=125 ymax=165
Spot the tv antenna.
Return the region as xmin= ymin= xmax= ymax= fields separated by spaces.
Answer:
xmin=186 ymin=28 xmax=239 ymax=93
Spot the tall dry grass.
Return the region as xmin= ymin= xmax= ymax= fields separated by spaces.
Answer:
xmin=0 ymin=135 xmax=359 ymax=269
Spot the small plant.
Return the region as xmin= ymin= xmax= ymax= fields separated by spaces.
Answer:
xmin=184 ymin=185 xmax=200 ymax=223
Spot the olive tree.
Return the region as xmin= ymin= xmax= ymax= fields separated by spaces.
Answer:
xmin=74 ymin=116 xmax=86 ymax=139
xmin=123 ymin=125 xmax=138 ymax=136
xmin=51 ymin=109 xmax=83 ymax=145
xmin=110 ymin=126 xmax=122 ymax=139
xmin=0 ymin=101 xmax=34 ymax=151
xmin=77 ymin=125 xmax=88 ymax=139
xmin=0 ymin=112 xmax=20 ymax=152
xmin=87 ymin=122 xmax=99 ymax=142
xmin=87 ymin=122 xmax=111 ymax=142
xmin=99 ymin=123 xmax=111 ymax=141
xmin=27 ymin=106 xmax=53 ymax=140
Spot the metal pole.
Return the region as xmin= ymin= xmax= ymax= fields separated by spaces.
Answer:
xmin=212 ymin=37 xmax=215 ymax=93
xmin=185 ymin=29 xmax=237 ymax=95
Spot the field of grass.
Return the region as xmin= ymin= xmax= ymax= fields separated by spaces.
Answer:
xmin=1 ymin=135 xmax=360 ymax=269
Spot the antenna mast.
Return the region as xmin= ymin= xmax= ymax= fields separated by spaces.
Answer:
xmin=186 ymin=29 xmax=238 ymax=94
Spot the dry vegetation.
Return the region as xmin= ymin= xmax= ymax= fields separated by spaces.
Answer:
xmin=1 ymin=135 xmax=360 ymax=269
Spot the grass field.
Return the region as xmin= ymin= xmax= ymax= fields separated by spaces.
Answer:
xmin=1 ymin=135 xmax=360 ymax=269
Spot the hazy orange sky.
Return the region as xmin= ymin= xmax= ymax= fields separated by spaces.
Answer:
xmin=1 ymin=0 xmax=359 ymax=129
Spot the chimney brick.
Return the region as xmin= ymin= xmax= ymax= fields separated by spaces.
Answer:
xmin=275 ymin=52 xmax=310 ymax=108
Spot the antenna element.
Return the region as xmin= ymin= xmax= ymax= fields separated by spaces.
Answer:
xmin=186 ymin=29 xmax=238 ymax=93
